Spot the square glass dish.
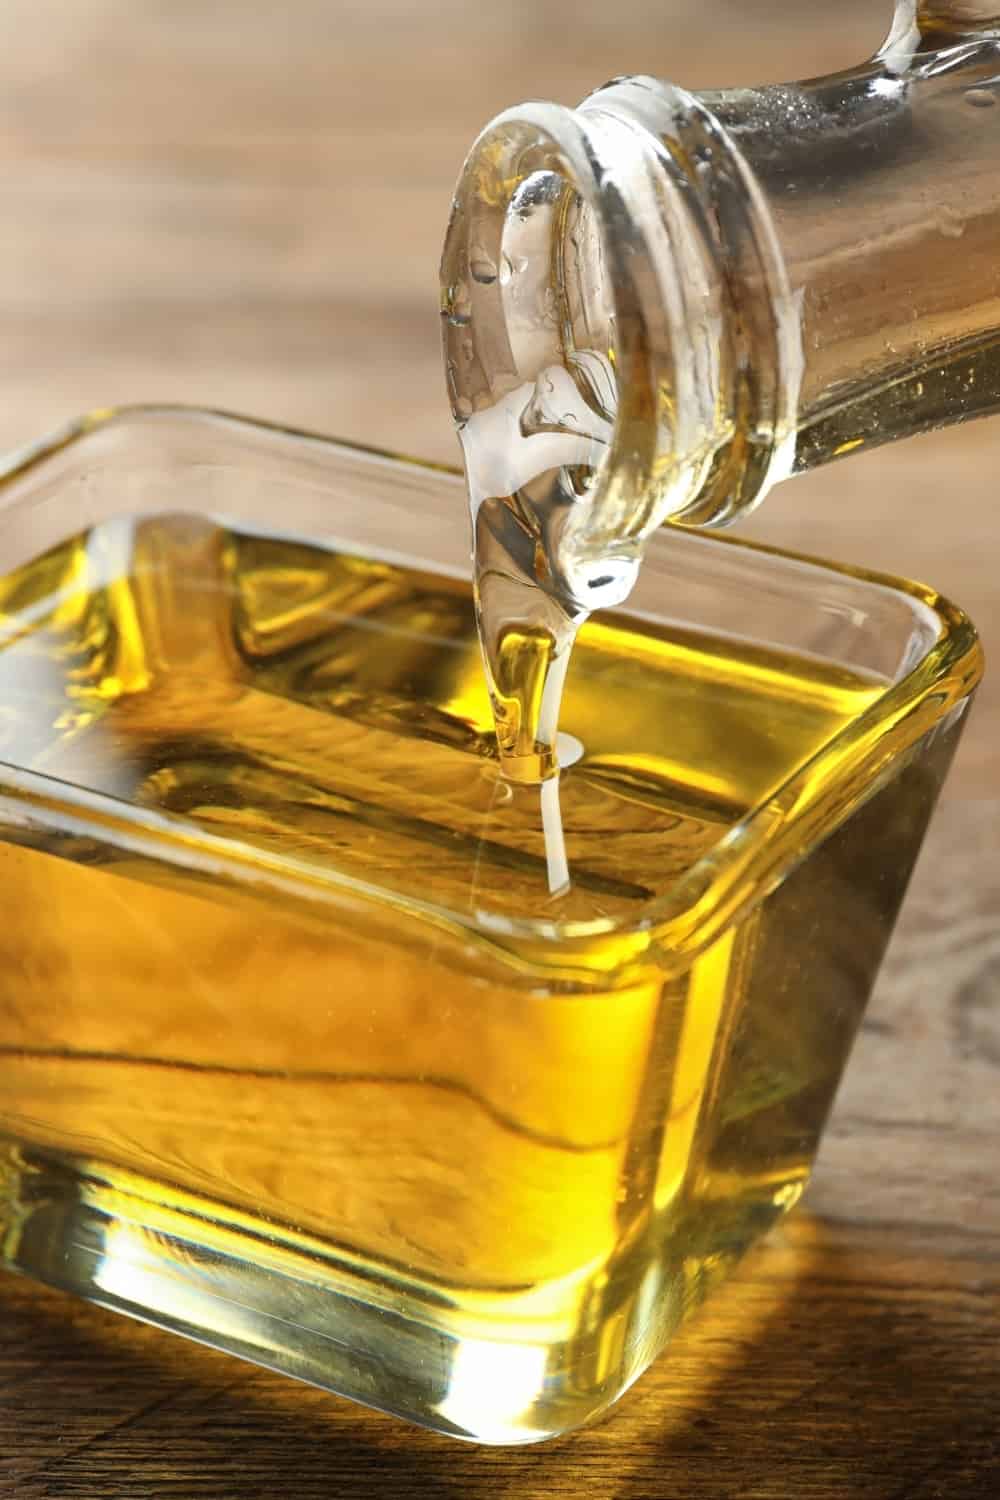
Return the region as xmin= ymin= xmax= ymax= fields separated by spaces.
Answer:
xmin=0 ymin=407 xmax=983 ymax=1443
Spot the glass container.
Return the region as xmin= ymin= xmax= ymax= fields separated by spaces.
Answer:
xmin=0 ymin=406 xmax=982 ymax=1443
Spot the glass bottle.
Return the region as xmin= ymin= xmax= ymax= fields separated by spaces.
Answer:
xmin=442 ymin=0 xmax=1000 ymax=630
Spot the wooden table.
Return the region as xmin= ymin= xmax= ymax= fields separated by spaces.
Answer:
xmin=2 ymin=3 xmax=998 ymax=1495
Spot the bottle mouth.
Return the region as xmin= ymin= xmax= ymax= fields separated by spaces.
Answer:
xmin=440 ymin=81 xmax=800 ymax=610
xmin=440 ymin=97 xmax=699 ymax=613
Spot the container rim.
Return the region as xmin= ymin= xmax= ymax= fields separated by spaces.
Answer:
xmin=0 ymin=404 xmax=984 ymax=987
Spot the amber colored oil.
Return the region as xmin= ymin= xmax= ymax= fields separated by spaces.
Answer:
xmin=0 ymin=512 xmax=952 ymax=1441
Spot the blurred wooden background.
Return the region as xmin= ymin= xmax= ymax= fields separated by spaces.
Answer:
xmin=1 ymin=3 xmax=998 ymax=1496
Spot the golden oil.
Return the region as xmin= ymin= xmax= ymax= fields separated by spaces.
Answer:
xmin=0 ymin=510 xmax=968 ymax=1440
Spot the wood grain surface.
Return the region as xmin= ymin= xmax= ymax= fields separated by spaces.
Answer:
xmin=1 ymin=3 xmax=998 ymax=1496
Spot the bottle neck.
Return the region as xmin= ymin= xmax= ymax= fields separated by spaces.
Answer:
xmin=441 ymin=4 xmax=1000 ymax=600
xmin=441 ymin=82 xmax=796 ymax=615
xmin=711 ymin=19 xmax=1000 ymax=482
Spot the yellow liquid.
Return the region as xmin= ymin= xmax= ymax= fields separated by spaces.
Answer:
xmin=0 ymin=513 xmax=946 ymax=1440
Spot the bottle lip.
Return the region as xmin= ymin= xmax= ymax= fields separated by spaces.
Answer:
xmin=440 ymin=78 xmax=802 ymax=577
xmin=441 ymin=96 xmax=693 ymax=610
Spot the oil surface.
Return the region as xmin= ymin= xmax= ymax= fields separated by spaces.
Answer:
xmin=0 ymin=512 xmax=935 ymax=1440
xmin=0 ymin=512 xmax=882 ymax=911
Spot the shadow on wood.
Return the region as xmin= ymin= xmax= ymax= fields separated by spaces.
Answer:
xmin=4 ymin=1212 xmax=997 ymax=1498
